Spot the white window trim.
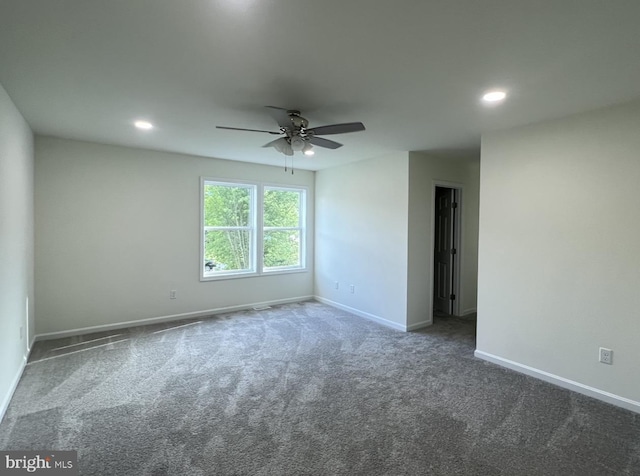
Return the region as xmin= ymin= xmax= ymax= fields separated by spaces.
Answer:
xmin=262 ymin=185 xmax=307 ymax=274
xmin=200 ymin=178 xmax=308 ymax=281
xmin=200 ymin=178 xmax=258 ymax=281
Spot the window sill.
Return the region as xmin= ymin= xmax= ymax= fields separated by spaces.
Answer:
xmin=200 ymin=271 xmax=258 ymax=282
xmin=262 ymin=267 xmax=308 ymax=277
xmin=200 ymin=267 xmax=308 ymax=282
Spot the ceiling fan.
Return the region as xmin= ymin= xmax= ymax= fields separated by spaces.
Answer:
xmin=216 ymin=106 xmax=365 ymax=156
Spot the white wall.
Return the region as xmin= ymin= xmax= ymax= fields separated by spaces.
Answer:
xmin=477 ymin=99 xmax=640 ymax=409
xmin=314 ymin=151 xmax=480 ymax=331
xmin=407 ymin=152 xmax=480 ymax=328
xmin=314 ymin=152 xmax=410 ymax=329
xmin=35 ymin=137 xmax=314 ymax=335
xmin=0 ymin=83 xmax=34 ymax=420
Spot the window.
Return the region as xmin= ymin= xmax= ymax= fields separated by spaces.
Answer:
xmin=201 ymin=179 xmax=306 ymax=280
xmin=202 ymin=181 xmax=256 ymax=277
xmin=263 ymin=187 xmax=305 ymax=272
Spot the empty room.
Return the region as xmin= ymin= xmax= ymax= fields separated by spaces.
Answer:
xmin=1 ymin=1 xmax=639 ymax=474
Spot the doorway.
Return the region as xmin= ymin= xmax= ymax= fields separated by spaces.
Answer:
xmin=433 ymin=185 xmax=460 ymax=316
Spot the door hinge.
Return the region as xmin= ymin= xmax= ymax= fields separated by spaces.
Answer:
xmin=450 ymin=294 xmax=456 ymax=300
xmin=450 ymin=248 xmax=457 ymax=255
xmin=452 ymin=202 xmax=458 ymax=209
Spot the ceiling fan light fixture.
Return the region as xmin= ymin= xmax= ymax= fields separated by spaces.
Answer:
xmin=273 ymin=138 xmax=294 ymax=156
xmin=303 ymin=144 xmax=314 ymax=156
xmin=290 ymin=136 xmax=305 ymax=151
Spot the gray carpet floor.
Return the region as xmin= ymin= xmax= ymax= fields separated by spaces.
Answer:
xmin=1 ymin=300 xmax=639 ymax=475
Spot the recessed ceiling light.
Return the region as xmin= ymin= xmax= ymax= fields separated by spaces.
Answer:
xmin=134 ymin=120 xmax=153 ymax=130
xmin=482 ymin=90 xmax=507 ymax=103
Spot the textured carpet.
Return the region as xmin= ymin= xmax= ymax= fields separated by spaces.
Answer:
xmin=1 ymin=301 xmax=639 ymax=475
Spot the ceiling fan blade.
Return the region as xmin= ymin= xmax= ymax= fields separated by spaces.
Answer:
xmin=216 ymin=126 xmax=280 ymax=135
xmin=306 ymin=122 xmax=365 ymax=136
xmin=309 ymin=136 xmax=343 ymax=149
xmin=265 ymin=106 xmax=294 ymax=129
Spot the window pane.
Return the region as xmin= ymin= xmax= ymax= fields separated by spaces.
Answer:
xmin=264 ymin=189 xmax=300 ymax=227
xmin=264 ymin=230 xmax=300 ymax=268
xmin=204 ymin=184 xmax=251 ymax=227
xmin=204 ymin=230 xmax=251 ymax=272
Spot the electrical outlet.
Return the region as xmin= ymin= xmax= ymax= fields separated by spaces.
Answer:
xmin=334 ymin=281 xmax=339 ymax=290
xmin=170 ymin=290 xmax=177 ymax=300
xmin=350 ymin=284 xmax=355 ymax=294
xmin=599 ymin=347 xmax=613 ymax=365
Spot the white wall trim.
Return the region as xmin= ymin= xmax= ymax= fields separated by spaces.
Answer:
xmin=474 ymin=350 xmax=640 ymax=414
xmin=460 ymin=307 xmax=477 ymax=316
xmin=0 ymin=352 xmax=30 ymax=425
xmin=314 ymin=296 xmax=407 ymax=332
xmin=407 ymin=320 xmax=432 ymax=331
xmin=35 ymin=296 xmax=314 ymax=341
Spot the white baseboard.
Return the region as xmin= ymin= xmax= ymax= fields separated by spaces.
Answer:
xmin=407 ymin=319 xmax=432 ymax=331
xmin=0 ymin=352 xmax=30 ymax=424
xmin=35 ymin=296 xmax=314 ymax=341
xmin=460 ymin=307 xmax=477 ymax=316
xmin=314 ymin=296 xmax=406 ymax=332
xmin=474 ymin=350 xmax=640 ymax=414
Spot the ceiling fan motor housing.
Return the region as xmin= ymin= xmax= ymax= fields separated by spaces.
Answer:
xmin=288 ymin=112 xmax=309 ymax=130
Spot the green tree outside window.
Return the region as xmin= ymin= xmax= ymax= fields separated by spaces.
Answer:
xmin=203 ymin=183 xmax=254 ymax=273
xmin=264 ymin=188 xmax=303 ymax=269
xmin=202 ymin=181 xmax=305 ymax=277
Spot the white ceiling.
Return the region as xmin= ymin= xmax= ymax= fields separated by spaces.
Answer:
xmin=1 ymin=0 xmax=640 ymax=170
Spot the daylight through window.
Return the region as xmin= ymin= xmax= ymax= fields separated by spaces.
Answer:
xmin=202 ymin=180 xmax=306 ymax=279
xmin=203 ymin=181 xmax=256 ymax=276
xmin=263 ymin=187 xmax=305 ymax=271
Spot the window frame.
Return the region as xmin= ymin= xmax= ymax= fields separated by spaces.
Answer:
xmin=262 ymin=185 xmax=307 ymax=274
xmin=200 ymin=178 xmax=307 ymax=281
xmin=200 ymin=179 xmax=258 ymax=280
